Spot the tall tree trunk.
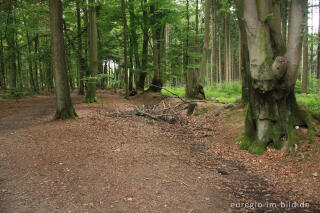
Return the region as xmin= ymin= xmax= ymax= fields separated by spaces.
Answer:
xmin=317 ymin=0 xmax=320 ymax=80
xmin=281 ymin=0 xmax=288 ymax=43
xmin=224 ymin=12 xmax=229 ymax=82
xmin=76 ymin=1 xmax=85 ymax=95
xmin=199 ymin=0 xmax=211 ymax=88
xmin=85 ymin=0 xmax=98 ymax=103
xmin=211 ymin=0 xmax=216 ymax=84
xmin=121 ymin=0 xmax=129 ymax=98
xmin=0 ymin=35 xmax=5 ymax=89
xmin=7 ymin=2 xmax=16 ymax=91
xmin=228 ymin=19 xmax=232 ymax=82
xmin=34 ymin=34 xmax=40 ymax=91
xmin=302 ymin=29 xmax=308 ymax=93
xmin=137 ymin=0 xmax=148 ymax=91
xmin=128 ymin=0 xmax=140 ymax=93
xmin=239 ymin=0 xmax=306 ymax=154
xmin=185 ymin=0 xmax=204 ymax=99
xmin=148 ymin=2 xmax=162 ymax=92
xmin=218 ymin=36 xmax=222 ymax=83
xmin=49 ymin=0 xmax=77 ymax=119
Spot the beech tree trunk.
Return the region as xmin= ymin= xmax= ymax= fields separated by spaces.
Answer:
xmin=239 ymin=0 xmax=306 ymax=154
xmin=0 ymin=35 xmax=5 ymax=89
xmin=76 ymin=1 xmax=86 ymax=95
xmin=199 ymin=0 xmax=211 ymax=88
xmin=211 ymin=0 xmax=216 ymax=84
xmin=317 ymin=0 xmax=320 ymax=80
xmin=128 ymin=0 xmax=140 ymax=93
xmin=236 ymin=1 xmax=251 ymax=104
xmin=7 ymin=2 xmax=16 ymax=91
xmin=136 ymin=0 xmax=148 ymax=91
xmin=121 ymin=0 xmax=129 ymax=99
xmin=148 ymin=2 xmax=162 ymax=92
xmin=224 ymin=12 xmax=228 ymax=82
xmin=49 ymin=0 xmax=77 ymax=120
xmin=302 ymin=30 xmax=308 ymax=93
xmin=185 ymin=0 xmax=205 ymax=99
xmin=85 ymin=0 xmax=98 ymax=103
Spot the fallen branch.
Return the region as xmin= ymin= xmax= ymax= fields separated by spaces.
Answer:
xmin=135 ymin=107 xmax=177 ymax=124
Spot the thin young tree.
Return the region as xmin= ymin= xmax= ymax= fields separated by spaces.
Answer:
xmin=49 ymin=0 xmax=77 ymax=119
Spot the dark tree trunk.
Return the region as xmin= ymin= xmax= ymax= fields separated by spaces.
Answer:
xmin=236 ymin=1 xmax=251 ymax=104
xmin=317 ymin=0 xmax=320 ymax=80
xmin=34 ymin=34 xmax=40 ymax=91
xmin=49 ymin=0 xmax=77 ymax=119
xmin=7 ymin=2 xmax=16 ymax=91
xmin=76 ymin=1 xmax=85 ymax=95
xmin=0 ymin=35 xmax=5 ymax=89
xmin=121 ymin=0 xmax=129 ymax=98
xmin=136 ymin=0 xmax=148 ymax=91
xmin=85 ymin=0 xmax=98 ymax=103
xmin=148 ymin=2 xmax=162 ymax=92
xmin=128 ymin=0 xmax=140 ymax=92
xmin=211 ymin=0 xmax=216 ymax=83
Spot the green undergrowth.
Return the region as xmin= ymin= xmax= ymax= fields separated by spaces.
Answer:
xmin=0 ymin=91 xmax=36 ymax=100
xmin=162 ymin=82 xmax=320 ymax=111
xmin=84 ymin=96 xmax=100 ymax=104
xmin=162 ymin=82 xmax=242 ymax=103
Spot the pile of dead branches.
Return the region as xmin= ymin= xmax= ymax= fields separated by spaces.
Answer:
xmin=135 ymin=100 xmax=186 ymax=124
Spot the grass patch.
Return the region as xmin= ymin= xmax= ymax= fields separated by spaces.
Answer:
xmin=162 ymin=82 xmax=241 ymax=103
xmin=0 ymin=91 xmax=36 ymax=99
xmin=296 ymin=93 xmax=320 ymax=111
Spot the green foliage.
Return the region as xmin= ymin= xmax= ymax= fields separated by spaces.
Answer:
xmin=296 ymin=93 xmax=320 ymax=111
xmin=0 ymin=91 xmax=36 ymax=99
xmin=162 ymin=82 xmax=242 ymax=103
xmin=206 ymin=82 xmax=242 ymax=103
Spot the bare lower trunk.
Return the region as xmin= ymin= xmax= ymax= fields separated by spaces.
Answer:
xmin=49 ymin=0 xmax=77 ymax=120
xmin=148 ymin=2 xmax=162 ymax=92
xmin=301 ymin=33 xmax=308 ymax=93
xmin=85 ymin=0 xmax=98 ymax=103
xmin=210 ymin=0 xmax=216 ymax=84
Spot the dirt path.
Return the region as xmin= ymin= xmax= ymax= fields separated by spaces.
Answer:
xmin=0 ymin=90 xmax=319 ymax=213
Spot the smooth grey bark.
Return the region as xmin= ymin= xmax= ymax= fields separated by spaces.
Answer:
xmin=85 ymin=0 xmax=98 ymax=103
xmin=301 ymin=27 xmax=308 ymax=93
xmin=239 ymin=0 xmax=306 ymax=153
xmin=49 ymin=0 xmax=77 ymax=119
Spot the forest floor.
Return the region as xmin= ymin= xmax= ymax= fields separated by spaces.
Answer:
xmin=0 ymin=89 xmax=320 ymax=213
